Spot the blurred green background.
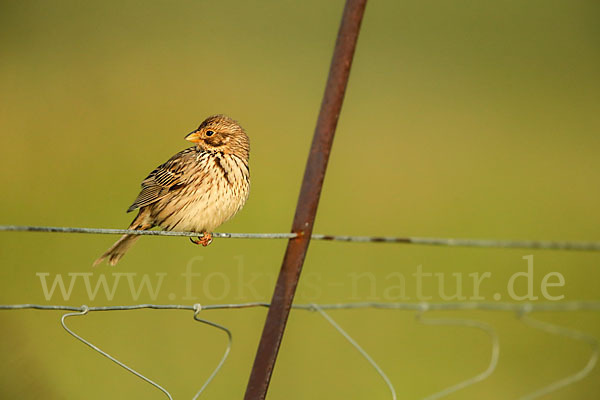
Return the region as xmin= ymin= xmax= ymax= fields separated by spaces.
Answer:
xmin=1 ymin=0 xmax=599 ymax=398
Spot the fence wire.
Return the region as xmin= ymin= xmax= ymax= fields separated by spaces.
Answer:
xmin=1 ymin=225 xmax=599 ymax=398
xmin=1 ymin=301 xmax=599 ymax=399
xmin=2 ymin=225 xmax=600 ymax=251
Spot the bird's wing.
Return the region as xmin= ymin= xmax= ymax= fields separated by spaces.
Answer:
xmin=126 ymin=148 xmax=195 ymax=212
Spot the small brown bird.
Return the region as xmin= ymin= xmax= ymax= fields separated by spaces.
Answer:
xmin=94 ymin=115 xmax=250 ymax=266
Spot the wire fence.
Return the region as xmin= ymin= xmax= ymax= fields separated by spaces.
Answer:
xmin=1 ymin=225 xmax=599 ymax=398
xmin=2 ymin=1 xmax=599 ymax=398
xmin=2 ymin=225 xmax=600 ymax=252
xmin=1 ymin=301 xmax=598 ymax=400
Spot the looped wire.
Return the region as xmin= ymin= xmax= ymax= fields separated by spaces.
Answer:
xmin=60 ymin=307 xmax=173 ymax=399
xmin=2 ymin=301 xmax=598 ymax=398
xmin=307 ymin=303 xmax=319 ymax=312
xmin=418 ymin=302 xmax=430 ymax=313
xmin=415 ymin=310 xmax=500 ymax=400
xmin=517 ymin=309 xmax=599 ymax=400
xmin=191 ymin=305 xmax=232 ymax=400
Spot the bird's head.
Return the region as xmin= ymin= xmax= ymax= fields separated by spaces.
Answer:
xmin=185 ymin=115 xmax=250 ymax=160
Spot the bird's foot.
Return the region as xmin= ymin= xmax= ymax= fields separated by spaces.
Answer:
xmin=190 ymin=232 xmax=213 ymax=247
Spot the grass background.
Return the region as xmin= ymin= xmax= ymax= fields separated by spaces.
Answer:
xmin=1 ymin=0 xmax=599 ymax=398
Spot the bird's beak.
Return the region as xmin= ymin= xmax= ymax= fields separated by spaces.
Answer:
xmin=185 ymin=129 xmax=202 ymax=143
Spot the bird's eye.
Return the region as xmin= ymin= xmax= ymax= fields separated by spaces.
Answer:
xmin=206 ymin=130 xmax=215 ymax=136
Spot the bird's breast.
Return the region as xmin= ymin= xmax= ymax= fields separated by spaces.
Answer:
xmin=152 ymin=153 xmax=249 ymax=232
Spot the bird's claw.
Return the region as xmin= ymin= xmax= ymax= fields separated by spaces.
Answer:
xmin=190 ymin=233 xmax=213 ymax=247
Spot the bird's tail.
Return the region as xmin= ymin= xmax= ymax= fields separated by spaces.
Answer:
xmin=93 ymin=211 xmax=153 ymax=266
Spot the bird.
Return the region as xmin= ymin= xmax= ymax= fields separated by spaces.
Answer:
xmin=93 ymin=114 xmax=250 ymax=266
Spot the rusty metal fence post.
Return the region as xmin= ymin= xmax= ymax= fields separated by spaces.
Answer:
xmin=244 ymin=1 xmax=368 ymax=398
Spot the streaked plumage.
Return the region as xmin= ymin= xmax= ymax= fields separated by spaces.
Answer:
xmin=94 ymin=115 xmax=250 ymax=266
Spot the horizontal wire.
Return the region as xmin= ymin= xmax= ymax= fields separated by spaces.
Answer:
xmin=2 ymin=301 xmax=600 ymax=313
xmin=1 ymin=225 xmax=600 ymax=251
xmin=0 ymin=225 xmax=295 ymax=239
